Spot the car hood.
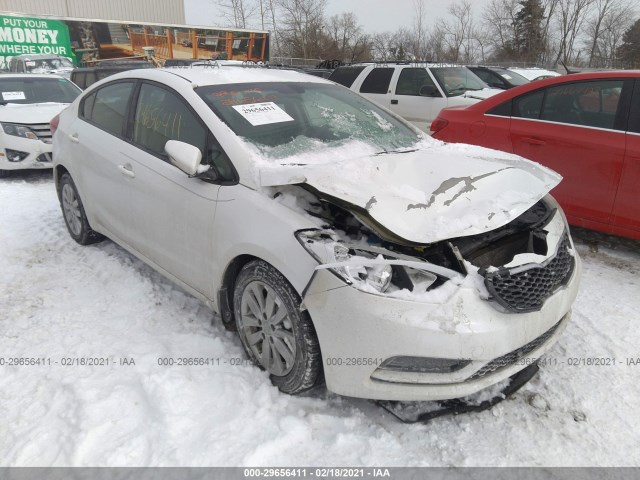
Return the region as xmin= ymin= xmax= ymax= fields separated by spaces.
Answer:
xmin=0 ymin=103 xmax=69 ymax=124
xmin=258 ymin=145 xmax=561 ymax=244
xmin=461 ymin=88 xmax=502 ymax=100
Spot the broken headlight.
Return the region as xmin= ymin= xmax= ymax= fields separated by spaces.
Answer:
xmin=296 ymin=230 xmax=460 ymax=295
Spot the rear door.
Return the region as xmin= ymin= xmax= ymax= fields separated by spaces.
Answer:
xmin=354 ymin=67 xmax=394 ymax=110
xmin=510 ymin=79 xmax=628 ymax=225
xmin=71 ymin=80 xmax=137 ymax=243
xmin=390 ymin=66 xmax=447 ymax=132
xmin=613 ymin=80 xmax=640 ymax=237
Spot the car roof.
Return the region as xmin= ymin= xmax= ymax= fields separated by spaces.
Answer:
xmin=0 ymin=73 xmax=68 ymax=79
xmin=459 ymin=70 xmax=640 ymax=112
xmin=11 ymin=54 xmax=68 ymax=60
xmin=104 ymin=65 xmax=333 ymax=87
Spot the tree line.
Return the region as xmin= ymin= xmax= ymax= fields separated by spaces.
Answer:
xmin=216 ymin=0 xmax=640 ymax=68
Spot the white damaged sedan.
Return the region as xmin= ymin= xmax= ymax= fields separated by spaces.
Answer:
xmin=52 ymin=66 xmax=581 ymax=401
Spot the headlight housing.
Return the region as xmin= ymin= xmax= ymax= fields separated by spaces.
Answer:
xmin=1 ymin=123 xmax=39 ymax=140
xmin=296 ymin=230 xmax=462 ymax=296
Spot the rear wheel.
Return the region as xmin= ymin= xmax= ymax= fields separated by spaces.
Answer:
xmin=59 ymin=173 xmax=104 ymax=245
xmin=233 ymin=260 xmax=322 ymax=394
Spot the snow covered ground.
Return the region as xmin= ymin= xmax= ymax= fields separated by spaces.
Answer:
xmin=1 ymin=171 xmax=639 ymax=466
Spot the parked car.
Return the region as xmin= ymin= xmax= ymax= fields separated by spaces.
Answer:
xmin=71 ymin=62 xmax=154 ymax=89
xmin=52 ymin=67 xmax=580 ymax=401
xmin=328 ymin=63 xmax=503 ymax=132
xmin=508 ymin=67 xmax=561 ymax=82
xmin=0 ymin=74 xmax=81 ymax=177
xmin=467 ymin=66 xmax=530 ymax=89
xmin=9 ymin=54 xmax=74 ymax=79
xmin=431 ymin=71 xmax=639 ymax=240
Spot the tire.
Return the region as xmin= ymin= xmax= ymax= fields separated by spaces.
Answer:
xmin=233 ymin=260 xmax=322 ymax=394
xmin=59 ymin=173 xmax=104 ymax=245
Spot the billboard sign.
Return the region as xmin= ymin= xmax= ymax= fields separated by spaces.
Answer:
xmin=0 ymin=14 xmax=76 ymax=68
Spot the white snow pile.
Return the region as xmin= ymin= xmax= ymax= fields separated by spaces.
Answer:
xmin=1 ymin=172 xmax=640 ymax=466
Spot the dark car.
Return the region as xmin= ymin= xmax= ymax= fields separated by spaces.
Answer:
xmin=71 ymin=62 xmax=154 ymax=89
xmin=431 ymin=71 xmax=640 ymax=240
xmin=467 ymin=66 xmax=530 ymax=90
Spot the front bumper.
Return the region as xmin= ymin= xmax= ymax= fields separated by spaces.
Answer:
xmin=0 ymin=135 xmax=53 ymax=171
xmin=303 ymin=252 xmax=581 ymax=401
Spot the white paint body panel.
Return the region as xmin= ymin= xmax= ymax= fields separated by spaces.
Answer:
xmin=52 ymin=67 xmax=581 ymax=401
xmin=265 ymin=148 xmax=561 ymax=244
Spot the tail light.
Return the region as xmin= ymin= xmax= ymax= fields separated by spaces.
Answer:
xmin=430 ymin=116 xmax=449 ymax=135
xmin=50 ymin=114 xmax=60 ymax=137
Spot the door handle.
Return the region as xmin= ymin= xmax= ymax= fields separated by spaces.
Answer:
xmin=117 ymin=164 xmax=136 ymax=178
xmin=521 ymin=137 xmax=546 ymax=146
xmin=391 ymin=99 xmax=398 ymax=105
xmin=69 ymin=133 xmax=80 ymax=144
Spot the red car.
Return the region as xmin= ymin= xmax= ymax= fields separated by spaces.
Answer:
xmin=432 ymin=71 xmax=640 ymax=240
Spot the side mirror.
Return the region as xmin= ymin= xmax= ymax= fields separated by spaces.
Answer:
xmin=165 ymin=140 xmax=202 ymax=176
xmin=419 ymin=85 xmax=440 ymax=97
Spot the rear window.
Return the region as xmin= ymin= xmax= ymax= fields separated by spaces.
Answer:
xmin=360 ymin=68 xmax=394 ymax=94
xmin=328 ymin=66 xmax=366 ymax=88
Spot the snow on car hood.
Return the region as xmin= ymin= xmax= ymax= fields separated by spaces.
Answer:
xmin=0 ymin=103 xmax=69 ymax=124
xmin=461 ymin=88 xmax=502 ymax=100
xmin=259 ymin=143 xmax=561 ymax=244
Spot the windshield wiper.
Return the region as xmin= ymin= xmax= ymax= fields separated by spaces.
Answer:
xmin=375 ymin=148 xmax=419 ymax=155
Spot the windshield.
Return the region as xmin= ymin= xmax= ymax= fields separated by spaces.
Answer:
xmin=197 ymin=82 xmax=420 ymax=159
xmin=495 ymin=68 xmax=529 ymax=86
xmin=0 ymin=77 xmax=81 ymax=104
xmin=25 ymin=57 xmax=74 ymax=73
xmin=430 ymin=67 xmax=487 ymax=96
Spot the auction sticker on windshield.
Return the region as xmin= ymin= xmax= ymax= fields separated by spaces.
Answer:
xmin=232 ymin=102 xmax=294 ymax=126
xmin=2 ymin=91 xmax=26 ymax=100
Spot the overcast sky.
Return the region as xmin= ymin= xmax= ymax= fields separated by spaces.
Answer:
xmin=185 ymin=0 xmax=493 ymax=34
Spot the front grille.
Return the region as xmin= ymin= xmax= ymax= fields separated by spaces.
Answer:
xmin=36 ymin=153 xmax=52 ymax=162
xmin=27 ymin=123 xmax=52 ymax=143
xmin=468 ymin=321 xmax=561 ymax=380
xmin=484 ymin=233 xmax=574 ymax=313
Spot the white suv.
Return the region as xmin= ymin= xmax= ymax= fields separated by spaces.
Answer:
xmin=0 ymin=74 xmax=81 ymax=177
xmin=329 ymin=63 xmax=503 ymax=132
xmin=52 ymin=66 xmax=580 ymax=401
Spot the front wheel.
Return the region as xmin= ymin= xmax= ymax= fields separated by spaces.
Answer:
xmin=233 ymin=260 xmax=322 ymax=394
xmin=59 ymin=173 xmax=104 ymax=245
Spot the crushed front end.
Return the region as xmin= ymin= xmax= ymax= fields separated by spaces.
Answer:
xmin=285 ymin=187 xmax=580 ymax=401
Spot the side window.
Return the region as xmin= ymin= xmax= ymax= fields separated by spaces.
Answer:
xmin=85 ymin=81 xmax=134 ymax=136
xmin=540 ymin=80 xmax=624 ymax=129
xmin=395 ymin=68 xmax=436 ymax=96
xmin=360 ymin=68 xmax=394 ymax=94
xmin=205 ymin=132 xmax=235 ymax=182
xmin=81 ymin=92 xmax=96 ymax=119
xmin=133 ymin=83 xmax=206 ymax=161
xmin=513 ymin=90 xmax=544 ymax=119
xmin=487 ymin=99 xmax=512 ymax=117
xmin=328 ymin=66 xmax=366 ymax=88
xmin=73 ymin=73 xmax=86 ymax=90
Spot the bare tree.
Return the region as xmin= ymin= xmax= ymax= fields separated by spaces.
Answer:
xmin=554 ymin=0 xmax=595 ymax=65
xmin=435 ymin=0 xmax=481 ymax=63
xmin=585 ymin=0 xmax=634 ymax=66
xmin=325 ymin=12 xmax=369 ymax=62
xmin=481 ymin=0 xmax=520 ymax=61
xmin=216 ymin=0 xmax=256 ymax=29
xmin=411 ymin=0 xmax=430 ymax=61
xmin=276 ymin=0 xmax=327 ymax=59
